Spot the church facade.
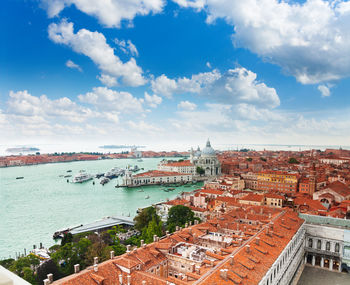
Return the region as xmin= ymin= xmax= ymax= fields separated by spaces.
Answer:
xmin=190 ymin=139 xmax=221 ymax=177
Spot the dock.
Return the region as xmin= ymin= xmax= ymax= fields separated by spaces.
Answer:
xmin=53 ymin=216 xmax=134 ymax=238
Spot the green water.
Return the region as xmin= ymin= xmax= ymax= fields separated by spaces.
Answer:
xmin=0 ymin=157 xmax=199 ymax=259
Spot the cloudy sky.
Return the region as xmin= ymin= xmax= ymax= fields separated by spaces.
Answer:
xmin=2 ymin=0 xmax=350 ymax=151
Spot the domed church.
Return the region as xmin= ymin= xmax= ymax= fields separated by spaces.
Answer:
xmin=190 ymin=139 xmax=221 ymax=176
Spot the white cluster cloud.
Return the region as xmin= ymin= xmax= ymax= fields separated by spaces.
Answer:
xmin=115 ymin=39 xmax=139 ymax=57
xmin=174 ymin=0 xmax=350 ymax=84
xmin=178 ymin=100 xmax=197 ymax=111
xmin=8 ymin=90 xmax=95 ymax=123
xmin=144 ymin=92 xmax=162 ymax=108
xmin=65 ymin=59 xmax=82 ymax=72
xmin=97 ymin=74 xmax=118 ymax=87
xmin=41 ymin=0 xmax=165 ymax=28
xmin=78 ymin=86 xmax=144 ymax=114
xmin=48 ymin=20 xmax=146 ymax=86
xmin=151 ymin=70 xmax=221 ymax=98
xmin=152 ymin=67 xmax=280 ymax=109
xmin=318 ymin=84 xmax=331 ymax=97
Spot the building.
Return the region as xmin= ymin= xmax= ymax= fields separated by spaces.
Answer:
xmin=158 ymin=160 xmax=196 ymax=174
xmin=239 ymin=193 xmax=265 ymax=206
xmin=313 ymin=181 xmax=350 ymax=206
xmin=122 ymin=170 xmax=192 ymax=187
xmin=190 ymin=139 xmax=221 ymax=177
xmin=257 ymin=170 xmax=299 ymax=193
xmin=0 ymin=266 xmax=31 ymax=285
xmin=50 ymin=207 xmax=305 ymax=285
xmin=264 ymin=193 xmax=284 ymax=208
xmin=241 ymin=172 xmax=258 ymax=190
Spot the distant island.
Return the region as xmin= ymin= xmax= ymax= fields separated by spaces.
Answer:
xmin=6 ymin=147 xmax=40 ymax=153
xmin=99 ymin=145 xmax=146 ymax=149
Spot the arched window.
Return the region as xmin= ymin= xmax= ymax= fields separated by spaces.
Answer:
xmin=326 ymin=242 xmax=330 ymax=251
xmin=335 ymin=243 xmax=340 ymax=253
xmin=317 ymin=240 xmax=321 ymax=250
xmin=308 ymin=238 xmax=313 ymax=248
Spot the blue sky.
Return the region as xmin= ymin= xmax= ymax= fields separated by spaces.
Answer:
xmin=1 ymin=0 xmax=350 ymax=151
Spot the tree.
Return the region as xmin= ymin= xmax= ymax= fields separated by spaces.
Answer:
xmin=141 ymin=217 xmax=163 ymax=244
xmin=246 ymin=157 xmax=252 ymax=162
xmin=37 ymin=260 xmax=62 ymax=285
xmin=9 ymin=255 xmax=40 ymax=284
xmin=260 ymin=157 xmax=267 ymax=162
xmin=167 ymin=205 xmax=196 ymax=232
xmin=196 ymin=166 xmax=205 ymax=176
xmin=61 ymin=233 xmax=73 ymax=246
xmin=288 ymin=157 xmax=299 ymax=164
xmin=134 ymin=207 xmax=160 ymax=232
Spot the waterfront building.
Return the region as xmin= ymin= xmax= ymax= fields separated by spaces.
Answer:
xmin=158 ymin=159 xmax=196 ymax=174
xmin=257 ymin=170 xmax=299 ymax=193
xmin=190 ymin=139 xmax=221 ymax=177
xmin=122 ymin=170 xmax=192 ymax=187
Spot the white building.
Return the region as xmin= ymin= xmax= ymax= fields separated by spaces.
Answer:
xmin=190 ymin=139 xmax=221 ymax=177
xmin=122 ymin=170 xmax=192 ymax=187
xmin=158 ymin=160 xmax=196 ymax=174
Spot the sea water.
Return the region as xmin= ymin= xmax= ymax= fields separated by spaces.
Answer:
xmin=0 ymin=157 xmax=197 ymax=259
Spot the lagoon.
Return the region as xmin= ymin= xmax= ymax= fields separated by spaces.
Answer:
xmin=0 ymin=157 xmax=198 ymax=259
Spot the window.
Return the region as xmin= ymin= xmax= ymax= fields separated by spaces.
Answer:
xmin=326 ymin=242 xmax=330 ymax=251
xmin=335 ymin=243 xmax=340 ymax=253
xmin=317 ymin=240 xmax=321 ymax=250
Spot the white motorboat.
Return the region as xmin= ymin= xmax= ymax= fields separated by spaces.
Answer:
xmin=72 ymin=171 xmax=93 ymax=183
xmin=104 ymin=167 xmax=125 ymax=179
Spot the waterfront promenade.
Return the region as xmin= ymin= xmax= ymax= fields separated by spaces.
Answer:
xmin=0 ymin=157 xmax=199 ymax=259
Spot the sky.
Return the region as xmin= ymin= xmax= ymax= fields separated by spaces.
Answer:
xmin=2 ymin=0 xmax=350 ymax=151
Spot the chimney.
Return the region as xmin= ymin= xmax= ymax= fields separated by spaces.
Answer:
xmin=142 ymin=281 xmax=146 ymax=285
xmin=211 ymin=260 xmax=214 ymax=267
xmin=255 ymin=237 xmax=260 ymax=246
xmin=176 ymin=226 xmax=180 ymax=231
xmin=47 ymin=274 xmax=53 ymax=283
xmin=43 ymin=279 xmax=50 ymax=285
xmin=119 ymin=274 xmax=123 ymax=284
xmin=282 ymin=219 xmax=285 ymax=224
xmin=196 ymin=266 xmax=200 ymax=274
xmin=189 ymin=228 xmax=192 ymax=234
xmin=94 ymin=257 xmax=98 ymax=265
xmin=230 ymin=256 xmax=234 ymax=265
xmin=127 ymin=245 xmax=131 ymax=252
xmin=110 ymin=250 xmax=115 ymax=259
xmin=194 ymin=220 xmax=199 ymax=225
xmin=127 ymin=275 xmax=131 ymax=285
xmin=140 ymin=240 xmax=144 ymax=247
xmin=246 ymin=245 xmax=251 ymax=253
xmin=94 ymin=264 xmax=98 ymax=272
xmin=270 ymin=222 xmax=274 ymax=230
xmin=191 ymin=263 xmax=196 ymax=272
xmin=153 ymin=235 xmax=157 ymax=242
xmin=180 ymin=227 xmax=183 ymax=231
xmin=185 ymin=223 xmax=188 ymax=228
xmin=220 ymin=269 xmax=228 ymax=281
xmin=189 ymin=221 xmax=192 ymax=226
xmin=74 ymin=264 xmax=80 ymax=274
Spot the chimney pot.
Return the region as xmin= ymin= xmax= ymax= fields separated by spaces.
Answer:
xmin=189 ymin=221 xmax=192 ymax=226
xmin=142 ymin=281 xmax=146 ymax=285
xmin=74 ymin=264 xmax=80 ymax=274
xmin=43 ymin=279 xmax=50 ymax=285
xmin=230 ymin=256 xmax=234 ymax=265
xmin=246 ymin=245 xmax=251 ymax=253
xmin=255 ymin=237 xmax=260 ymax=245
xmin=94 ymin=257 xmax=98 ymax=265
xmin=127 ymin=245 xmax=131 ymax=252
xmin=94 ymin=264 xmax=98 ymax=272
xmin=185 ymin=223 xmax=188 ymax=228
xmin=194 ymin=220 xmax=199 ymax=225
xmin=127 ymin=275 xmax=131 ymax=285
xmin=176 ymin=226 xmax=179 ymax=231
xmin=220 ymin=269 xmax=228 ymax=281
xmin=47 ymin=273 xmax=53 ymax=283
xmin=153 ymin=235 xmax=157 ymax=242
xmin=141 ymin=240 xmax=144 ymax=247
xmin=110 ymin=250 xmax=115 ymax=259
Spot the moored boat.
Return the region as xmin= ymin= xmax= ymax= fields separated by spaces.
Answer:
xmin=72 ymin=171 xmax=93 ymax=183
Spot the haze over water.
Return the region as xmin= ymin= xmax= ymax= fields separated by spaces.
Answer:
xmin=0 ymin=157 xmax=198 ymax=259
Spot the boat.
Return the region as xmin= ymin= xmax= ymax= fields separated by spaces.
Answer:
xmin=64 ymin=175 xmax=72 ymax=178
xmin=128 ymin=165 xmax=140 ymax=172
xmin=100 ymin=177 xmax=110 ymax=185
xmin=137 ymin=189 xmax=144 ymax=192
xmin=58 ymin=175 xmax=64 ymax=177
xmin=95 ymin=173 xmax=105 ymax=179
xmin=137 ymin=159 xmax=143 ymax=162
xmin=168 ymin=188 xmax=175 ymax=191
xmin=16 ymin=177 xmax=24 ymax=179
xmin=105 ymin=167 xmax=124 ymax=179
xmin=163 ymin=189 xmax=170 ymax=192
xmin=67 ymin=170 xmax=72 ymax=173
xmin=145 ymin=195 xmax=150 ymax=199
xmin=72 ymin=171 xmax=93 ymax=183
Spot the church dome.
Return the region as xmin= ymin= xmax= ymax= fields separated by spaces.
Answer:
xmin=201 ymin=139 xmax=216 ymax=156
